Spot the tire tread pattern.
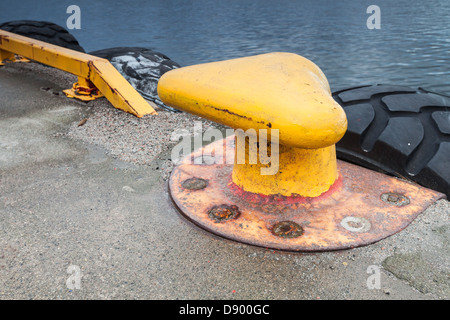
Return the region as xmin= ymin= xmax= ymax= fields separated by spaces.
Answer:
xmin=0 ymin=20 xmax=85 ymax=52
xmin=333 ymin=84 xmax=450 ymax=198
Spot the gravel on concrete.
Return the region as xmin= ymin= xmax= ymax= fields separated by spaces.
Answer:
xmin=5 ymin=61 xmax=223 ymax=181
xmin=67 ymin=101 xmax=220 ymax=180
xmin=0 ymin=61 xmax=448 ymax=300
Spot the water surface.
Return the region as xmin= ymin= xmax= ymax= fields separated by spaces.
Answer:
xmin=1 ymin=0 xmax=449 ymax=93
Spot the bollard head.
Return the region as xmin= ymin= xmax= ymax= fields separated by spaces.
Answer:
xmin=158 ymin=52 xmax=347 ymax=149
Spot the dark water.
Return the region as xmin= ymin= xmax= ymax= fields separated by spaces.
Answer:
xmin=1 ymin=0 xmax=450 ymax=93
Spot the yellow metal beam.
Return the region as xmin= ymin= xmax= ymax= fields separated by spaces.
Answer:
xmin=0 ymin=29 xmax=157 ymax=117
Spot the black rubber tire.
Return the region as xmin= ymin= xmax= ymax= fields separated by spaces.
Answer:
xmin=89 ymin=47 xmax=181 ymax=112
xmin=333 ymin=84 xmax=450 ymax=198
xmin=0 ymin=20 xmax=84 ymax=52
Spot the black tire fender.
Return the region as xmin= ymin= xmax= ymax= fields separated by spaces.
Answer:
xmin=0 ymin=20 xmax=85 ymax=52
xmin=333 ymin=84 xmax=450 ymax=198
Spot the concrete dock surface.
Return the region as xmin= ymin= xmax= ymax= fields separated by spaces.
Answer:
xmin=0 ymin=62 xmax=449 ymax=300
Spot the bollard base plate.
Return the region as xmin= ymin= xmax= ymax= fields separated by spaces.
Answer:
xmin=169 ymin=136 xmax=445 ymax=252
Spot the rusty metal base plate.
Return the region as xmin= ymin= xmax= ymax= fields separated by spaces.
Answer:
xmin=169 ymin=136 xmax=445 ymax=252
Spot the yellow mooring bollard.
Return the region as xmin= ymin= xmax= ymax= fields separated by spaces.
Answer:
xmin=159 ymin=52 xmax=445 ymax=251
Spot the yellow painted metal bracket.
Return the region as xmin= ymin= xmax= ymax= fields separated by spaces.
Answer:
xmin=0 ymin=30 xmax=157 ymax=117
xmin=0 ymin=49 xmax=30 ymax=65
